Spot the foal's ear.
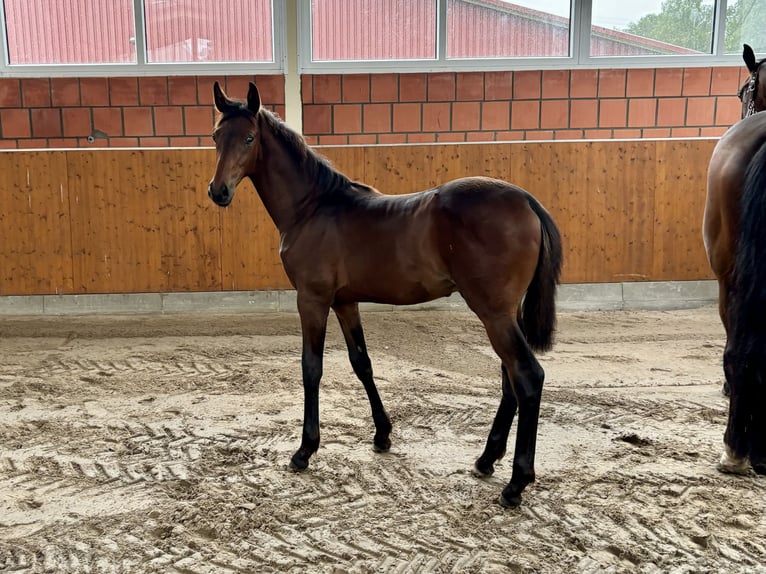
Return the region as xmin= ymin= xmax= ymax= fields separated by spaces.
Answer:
xmin=213 ymin=81 xmax=235 ymax=114
xmin=247 ymin=82 xmax=262 ymax=113
xmin=743 ymin=44 xmax=757 ymax=73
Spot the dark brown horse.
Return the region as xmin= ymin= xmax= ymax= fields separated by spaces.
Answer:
xmin=208 ymin=82 xmax=562 ymax=507
xmin=703 ymin=44 xmax=766 ymax=475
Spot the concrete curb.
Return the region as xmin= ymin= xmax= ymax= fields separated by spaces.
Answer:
xmin=0 ymin=280 xmax=718 ymax=316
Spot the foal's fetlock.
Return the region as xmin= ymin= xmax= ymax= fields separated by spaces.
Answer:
xmin=289 ymin=449 xmax=312 ymax=471
xmin=373 ymin=433 xmax=391 ymax=453
xmin=498 ymin=484 xmax=523 ymax=508
xmin=473 ymin=455 xmax=495 ymax=478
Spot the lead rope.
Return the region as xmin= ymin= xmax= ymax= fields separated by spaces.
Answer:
xmin=746 ymin=75 xmax=757 ymax=117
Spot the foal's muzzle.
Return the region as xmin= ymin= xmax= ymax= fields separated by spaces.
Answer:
xmin=208 ymin=182 xmax=234 ymax=207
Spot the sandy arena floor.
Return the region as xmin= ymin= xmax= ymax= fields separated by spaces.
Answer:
xmin=0 ymin=306 xmax=764 ymax=573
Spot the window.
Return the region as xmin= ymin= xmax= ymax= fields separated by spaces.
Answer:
xmin=724 ymin=0 xmax=766 ymax=54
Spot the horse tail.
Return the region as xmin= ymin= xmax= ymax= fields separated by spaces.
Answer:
xmin=520 ymin=193 xmax=563 ymax=353
xmin=731 ymin=139 xmax=766 ymax=356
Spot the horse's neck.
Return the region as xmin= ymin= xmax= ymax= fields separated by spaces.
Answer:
xmin=249 ymin=124 xmax=318 ymax=233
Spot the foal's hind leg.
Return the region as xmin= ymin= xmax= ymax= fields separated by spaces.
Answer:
xmin=474 ymin=366 xmax=518 ymax=477
xmin=333 ymin=302 xmax=392 ymax=452
xmin=482 ymin=318 xmax=545 ymax=508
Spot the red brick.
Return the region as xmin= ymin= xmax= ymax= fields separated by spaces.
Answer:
xmin=569 ymin=100 xmax=598 ymax=128
xmin=452 ymin=101 xmax=480 ymax=131
xmin=51 ymin=78 xmax=81 ymax=106
xmin=371 ymin=74 xmax=399 ymax=102
xmin=123 ymin=107 xmax=154 ymax=136
xmin=407 ymin=133 xmax=436 ymax=143
xmin=255 ymin=75 xmax=285 ymax=104
xmin=467 ymin=132 xmax=495 ymax=142
xmin=0 ymin=109 xmax=30 ymax=137
xmin=363 ymin=103 xmax=391 ymax=132
xmin=47 ymin=138 xmax=80 ymax=148
xmin=428 ymin=73 xmax=455 ymax=101
xmin=0 ymin=139 xmax=17 ymax=149
xmin=400 ymin=74 xmax=427 ymax=102
xmin=671 ymin=127 xmax=700 ymax=137
xmin=511 ymin=101 xmax=539 ymax=129
xmin=642 ymin=128 xmax=671 ymax=138
xmin=183 ymin=106 xmax=215 ymax=136
xmin=314 ymin=75 xmax=341 ymax=104
xmin=80 ymin=78 xmax=110 ymax=106
xmin=437 ymin=132 xmax=465 ymax=142
xmin=654 ymin=69 xmax=683 ymax=96
xmin=599 ymin=99 xmax=627 ymax=127
xmin=379 ymin=134 xmax=407 ymax=144
xmin=31 ymin=108 xmax=62 ymax=137
xmin=584 ymin=129 xmax=613 ymax=139
xmin=22 ymin=79 xmax=51 ymax=107
xmin=686 ymin=97 xmax=715 ymax=125
xmin=612 ymin=129 xmax=642 ymax=138
xmin=422 ymin=102 xmax=450 ymax=131
xmin=334 ymin=104 xmax=362 ymax=133
xmin=0 ymin=79 xmax=21 ymax=107
xmin=701 ymin=126 xmax=728 ymax=137
xmin=138 ymin=77 xmax=168 ymax=106
xmin=542 ymin=70 xmax=569 ymax=99
xmin=481 ymin=101 xmax=510 ymax=130
xmin=626 ymin=69 xmax=655 ymax=97
xmin=225 ymin=76 xmax=256 ymax=100
xmin=342 ymin=75 xmax=370 ymax=103
xmin=456 ymin=72 xmax=484 ymax=100
xmin=683 ymin=68 xmax=712 ymax=96
xmin=108 ymin=137 xmax=139 ymax=147
xmin=109 ymin=78 xmax=139 ymax=106
xmin=17 ymin=139 xmax=49 ymax=149
xmin=168 ymin=76 xmax=198 ymax=105
xmin=715 ymin=97 xmax=741 ymax=125
xmin=154 ymin=106 xmax=184 ymax=136
xmin=62 ymin=108 xmax=91 ymax=137
xmin=303 ymin=135 xmax=319 ymax=145
xmin=496 ymin=131 xmax=525 ymax=141
xmin=554 ymin=129 xmax=584 ymax=140
xmin=392 ymin=103 xmax=421 ymax=132
xmin=169 ymin=136 xmax=202 ymax=147
xmin=301 ymin=76 xmax=314 ymax=104
xmin=598 ymin=69 xmax=626 ymax=98
xmin=531 ymin=131 xmax=554 ymax=140
xmin=303 ymin=104 xmax=332 ymax=135
xmin=485 ymin=71 xmax=512 ymax=100
xmin=348 ymin=134 xmax=377 ymax=145
xmin=540 ymin=100 xmax=568 ymax=129
xmin=513 ymin=71 xmax=541 ymax=99
xmin=318 ymin=135 xmax=347 ymax=145
xmin=656 ymin=98 xmax=686 ymax=126
xmin=92 ymin=108 xmax=123 ymax=137
xmin=628 ymin=99 xmax=657 ymax=127
xmin=711 ymin=66 xmax=743 ymax=96
xmin=140 ymin=137 xmax=170 ymax=147
xmin=570 ymin=70 xmax=598 ymax=98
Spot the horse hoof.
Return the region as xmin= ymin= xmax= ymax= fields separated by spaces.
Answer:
xmin=497 ymin=492 xmax=521 ymax=508
xmin=716 ymin=447 xmax=750 ymax=475
xmin=289 ymin=454 xmax=309 ymax=472
xmin=751 ymin=460 xmax=766 ymax=476
xmin=373 ymin=436 xmax=391 ymax=453
xmin=472 ymin=461 xmax=494 ymax=478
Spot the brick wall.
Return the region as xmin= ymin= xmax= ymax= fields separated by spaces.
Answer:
xmin=301 ymin=66 xmax=748 ymax=145
xmin=0 ymin=66 xmax=748 ymax=148
xmin=0 ymin=75 xmax=285 ymax=148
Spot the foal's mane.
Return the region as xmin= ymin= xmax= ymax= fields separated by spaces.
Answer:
xmin=219 ymin=102 xmax=367 ymax=197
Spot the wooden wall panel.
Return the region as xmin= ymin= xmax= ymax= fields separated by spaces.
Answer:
xmin=0 ymin=140 xmax=720 ymax=296
xmin=0 ymin=152 xmax=74 ymax=295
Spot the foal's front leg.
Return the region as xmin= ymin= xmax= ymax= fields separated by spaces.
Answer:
xmin=289 ymin=296 xmax=330 ymax=471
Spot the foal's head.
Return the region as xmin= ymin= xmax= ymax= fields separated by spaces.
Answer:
xmin=739 ymin=44 xmax=766 ymax=119
xmin=208 ymin=81 xmax=262 ymax=207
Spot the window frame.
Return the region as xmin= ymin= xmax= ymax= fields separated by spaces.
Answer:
xmin=299 ymin=0 xmax=752 ymax=73
xmin=0 ymin=0 xmax=287 ymax=77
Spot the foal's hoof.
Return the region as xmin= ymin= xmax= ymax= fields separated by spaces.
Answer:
xmin=289 ymin=453 xmax=310 ymax=472
xmin=472 ymin=460 xmax=495 ymax=478
xmin=373 ymin=435 xmax=391 ymax=453
xmin=498 ymin=492 xmax=521 ymax=508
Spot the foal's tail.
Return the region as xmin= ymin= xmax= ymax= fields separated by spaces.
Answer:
xmin=520 ymin=194 xmax=563 ymax=353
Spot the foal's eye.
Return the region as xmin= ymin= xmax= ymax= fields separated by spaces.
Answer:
xmin=245 ymin=135 xmax=254 ymax=145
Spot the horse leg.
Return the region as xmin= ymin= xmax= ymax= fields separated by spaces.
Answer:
xmin=333 ymin=302 xmax=392 ymax=452
xmin=474 ymin=365 xmax=518 ymax=477
xmin=718 ymin=280 xmax=732 ymax=397
xmin=290 ymin=295 xmax=330 ymax=472
xmin=483 ymin=318 xmax=545 ymax=508
xmin=718 ymin=348 xmax=751 ymax=475
xmin=749 ymin=374 xmax=766 ymax=475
